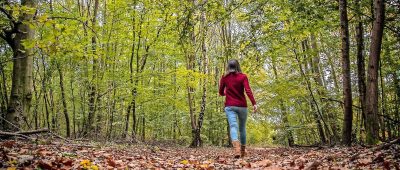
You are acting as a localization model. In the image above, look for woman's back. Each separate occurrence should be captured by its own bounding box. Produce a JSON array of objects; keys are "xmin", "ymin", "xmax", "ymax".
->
[{"xmin": 219, "ymin": 72, "xmax": 256, "ymax": 107}]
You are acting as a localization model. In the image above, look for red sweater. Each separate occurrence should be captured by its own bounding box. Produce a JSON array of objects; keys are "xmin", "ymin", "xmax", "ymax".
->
[{"xmin": 219, "ymin": 73, "xmax": 256, "ymax": 107}]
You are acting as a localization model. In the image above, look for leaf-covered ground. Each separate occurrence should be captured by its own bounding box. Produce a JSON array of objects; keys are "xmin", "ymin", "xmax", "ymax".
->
[{"xmin": 1, "ymin": 139, "xmax": 399, "ymax": 169}]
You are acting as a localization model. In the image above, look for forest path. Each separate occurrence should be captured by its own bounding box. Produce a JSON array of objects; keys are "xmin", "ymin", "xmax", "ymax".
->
[{"xmin": 0, "ymin": 139, "xmax": 399, "ymax": 169}]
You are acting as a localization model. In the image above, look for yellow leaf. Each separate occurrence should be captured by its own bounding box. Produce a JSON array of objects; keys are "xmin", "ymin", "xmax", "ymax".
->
[
  {"xmin": 199, "ymin": 164, "xmax": 208, "ymax": 168},
  {"xmin": 180, "ymin": 160, "xmax": 189, "ymax": 165},
  {"xmin": 6, "ymin": 160, "xmax": 17, "ymax": 165},
  {"xmin": 7, "ymin": 167, "xmax": 16, "ymax": 170},
  {"xmin": 80, "ymin": 159, "xmax": 92, "ymax": 166},
  {"xmin": 91, "ymin": 165, "xmax": 99, "ymax": 170}
]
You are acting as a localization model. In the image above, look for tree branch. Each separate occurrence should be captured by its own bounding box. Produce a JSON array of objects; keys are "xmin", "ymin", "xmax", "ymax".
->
[
  {"xmin": 347, "ymin": 5, "xmax": 400, "ymax": 37},
  {"xmin": 321, "ymin": 97, "xmax": 400, "ymax": 125},
  {"xmin": 0, "ymin": 131, "xmax": 30, "ymax": 139},
  {"xmin": 0, "ymin": 6, "xmax": 16, "ymax": 23}
]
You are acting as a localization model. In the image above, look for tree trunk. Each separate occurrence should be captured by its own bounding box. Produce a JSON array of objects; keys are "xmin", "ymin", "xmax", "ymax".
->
[
  {"xmin": 339, "ymin": 0, "xmax": 353, "ymax": 146},
  {"xmin": 182, "ymin": 0, "xmax": 198, "ymax": 147},
  {"xmin": 141, "ymin": 116, "xmax": 145, "ymax": 141},
  {"xmin": 365, "ymin": 0, "xmax": 385, "ymax": 145},
  {"xmin": 70, "ymin": 68, "xmax": 77, "ymax": 138},
  {"xmin": 394, "ymin": 71, "xmax": 400, "ymax": 138},
  {"xmin": 191, "ymin": 3, "xmax": 208, "ymax": 147},
  {"xmin": 310, "ymin": 34, "xmax": 327, "ymax": 144},
  {"xmin": 32, "ymin": 70, "xmax": 39, "ymax": 130},
  {"xmin": 379, "ymin": 60, "xmax": 386, "ymax": 141},
  {"xmin": 49, "ymin": 87, "xmax": 57, "ymax": 132},
  {"xmin": 3, "ymin": 0, "xmax": 36, "ymax": 131},
  {"xmin": 125, "ymin": 0, "xmax": 138, "ymax": 139},
  {"xmin": 299, "ymin": 40, "xmax": 332, "ymax": 144},
  {"xmin": 85, "ymin": 0, "xmax": 100, "ymax": 136},
  {"xmin": 0, "ymin": 61, "xmax": 9, "ymax": 129},
  {"xmin": 355, "ymin": 0, "xmax": 367, "ymax": 138},
  {"xmin": 272, "ymin": 58, "xmax": 295, "ymax": 146},
  {"xmin": 57, "ymin": 64, "xmax": 70, "ymax": 137},
  {"xmin": 293, "ymin": 47, "xmax": 332, "ymax": 144}
]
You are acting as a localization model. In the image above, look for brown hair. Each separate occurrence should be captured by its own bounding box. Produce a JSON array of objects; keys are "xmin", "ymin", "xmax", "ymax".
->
[{"xmin": 224, "ymin": 59, "xmax": 242, "ymax": 77}]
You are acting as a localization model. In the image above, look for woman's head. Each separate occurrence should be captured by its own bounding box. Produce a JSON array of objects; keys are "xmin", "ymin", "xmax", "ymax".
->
[{"xmin": 224, "ymin": 59, "xmax": 242, "ymax": 76}]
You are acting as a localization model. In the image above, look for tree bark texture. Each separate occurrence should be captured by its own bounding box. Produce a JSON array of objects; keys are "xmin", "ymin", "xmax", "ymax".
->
[
  {"xmin": 339, "ymin": 0, "xmax": 353, "ymax": 146},
  {"xmin": 4, "ymin": 0, "xmax": 36, "ymax": 131},
  {"xmin": 365, "ymin": 0, "xmax": 385, "ymax": 145}
]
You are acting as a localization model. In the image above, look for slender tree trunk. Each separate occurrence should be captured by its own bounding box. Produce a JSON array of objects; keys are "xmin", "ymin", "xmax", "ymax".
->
[
  {"xmin": 141, "ymin": 116, "xmax": 145, "ymax": 141},
  {"xmin": 191, "ymin": 2, "xmax": 208, "ymax": 147},
  {"xmin": 173, "ymin": 61, "xmax": 178, "ymax": 140},
  {"xmin": 49, "ymin": 87, "xmax": 57, "ymax": 132},
  {"xmin": 355, "ymin": 0, "xmax": 367, "ymax": 139},
  {"xmin": 32, "ymin": 70, "xmax": 39, "ymax": 130},
  {"xmin": 310, "ymin": 34, "xmax": 327, "ymax": 144},
  {"xmin": 365, "ymin": 0, "xmax": 385, "ymax": 145},
  {"xmin": 394, "ymin": 71, "xmax": 400, "ymax": 138},
  {"xmin": 221, "ymin": 0, "xmax": 233, "ymax": 146},
  {"xmin": 85, "ymin": 0, "xmax": 100, "ymax": 136},
  {"xmin": 0, "ymin": 59, "xmax": 9, "ymax": 129},
  {"xmin": 0, "ymin": 64, "xmax": 5, "ymax": 129},
  {"xmin": 300, "ymin": 40, "xmax": 332, "ymax": 143},
  {"xmin": 57, "ymin": 64, "xmax": 70, "ymax": 137},
  {"xmin": 70, "ymin": 69, "xmax": 77, "ymax": 138},
  {"xmin": 124, "ymin": 0, "xmax": 138, "ymax": 139},
  {"xmin": 108, "ymin": 82, "xmax": 116, "ymax": 139},
  {"xmin": 293, "ymin": 47, "xmax": 332, "ymax": 143},
  {"xmin": 379, "ymin": 60, "xmax": 386, "ymax": 141},
  {"xmin": 272, "ymin": 58, "xmax": 295, "ymax": 146},
  {"xmin": 339, "ymin": 0, "xmax": 353, "ymax": 146},
  {"xmin": 131, "ymin": 9, "xmax": 146, "ymax": 139},
  {"xmin": 182, "ymin": 0, "xmax": 198, "ymax": 147}
]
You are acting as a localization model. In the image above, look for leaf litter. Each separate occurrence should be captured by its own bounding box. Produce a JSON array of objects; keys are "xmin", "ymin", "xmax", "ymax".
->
[{"xmin": 0, "ymin": 139, "xmax": 399, "ymax": 169}]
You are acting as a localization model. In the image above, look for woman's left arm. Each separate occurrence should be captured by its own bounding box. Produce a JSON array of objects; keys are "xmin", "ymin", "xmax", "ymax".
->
[{"xmin": 219, "ymin": 76, "xmax": 225, "ymax": 96}]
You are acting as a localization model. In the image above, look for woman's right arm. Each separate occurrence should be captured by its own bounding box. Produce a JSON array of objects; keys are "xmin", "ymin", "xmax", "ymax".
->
[
  {"xmin": 244, "ymin": 76, "xmax": 256, "ymax": 104},
  {"xmin": 219, "ymin": 77, "xmax": 225, "ymax": 96},
  {"xmin": 244, "ymin": 75, "xmax": 257, "ymax": 112}
]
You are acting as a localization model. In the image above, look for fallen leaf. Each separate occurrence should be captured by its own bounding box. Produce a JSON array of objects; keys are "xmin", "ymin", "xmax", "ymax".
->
[
  {"xmin": 38, "ymin": 160, "xmax": 53, "ymax": 170},
  {"xmin": 216, "ymin": 157, "xmax": 226, "ymax": 164},
  {"xmin": 255, "ymin": 159, "xmax": 272, "ymax": 167},
  {"xmin": 106, "ymin": 158, "xmax": 117, "ymax": 167},
  {"xmin": 180, "ymin": 160, "xmax": 189, "ymax": 165},
  {"xmin": 304, "ymin": 160, "xmax": 321, "ymax": 170},
  {"xmin": 2, "ymin": 141, "xmax": 16, "ymax": 148},
  {"xmin": 358, "ymin": 158, "xmax": 372, "ymax": 166},
  {"xmin": 17, "ymin": 155, "xmax": 34, "ymax": 165}
]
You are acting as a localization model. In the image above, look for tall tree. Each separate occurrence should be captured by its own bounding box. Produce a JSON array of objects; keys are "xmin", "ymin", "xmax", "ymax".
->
[
  {"xmin": 84, "ymin": 0, "xmax": 100, "ymax": 136},
  {"xmin": 339, "ymin": 0, "xmax": 353, "ymax": 146},
  {"xmin": 365, "ymin": 0, "xmax": 385, "ymax": 145},
  {"xmin": 191, "ymin": 0, "xmax": 208, "ymax": 147},
  {"xmin": 57, "ymin": 63, "xmax": 70, "ymax": 137},
  {"xmin": 0, "ymin": 0, "xmax": 36, "ymax": 131},
  {"xmin": 309, "ymin": 34, "xmax": 327, "ymax": 144},
  {"xmin": 354, "ymin": 0, "xmax": 367, "ymax": 137},
  {"xmin": 272, "ymin": 57, "xmax": 295, "ymax": 146}
]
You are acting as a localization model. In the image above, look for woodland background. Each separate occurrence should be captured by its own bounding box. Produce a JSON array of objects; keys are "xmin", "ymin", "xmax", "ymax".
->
[{"xmin": 0, "ymin": 0, "xmax": 399, "ymax": 148}]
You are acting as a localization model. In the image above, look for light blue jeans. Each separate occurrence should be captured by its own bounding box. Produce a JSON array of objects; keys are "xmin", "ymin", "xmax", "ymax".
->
[{"xmin": 225, "ymin": 106, "xmax": 248, "ymax": 145}]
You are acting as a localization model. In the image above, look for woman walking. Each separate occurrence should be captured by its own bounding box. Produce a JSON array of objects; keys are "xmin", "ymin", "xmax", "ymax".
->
[{"xmin": 219, "ymin": 59, "xmax": 257, "ymax": 158}]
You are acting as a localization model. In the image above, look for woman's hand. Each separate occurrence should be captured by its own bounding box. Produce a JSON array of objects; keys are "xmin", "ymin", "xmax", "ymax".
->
[{"xmin": 253, "ymin": 104, "xmax": 258, "ymax": 113}]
